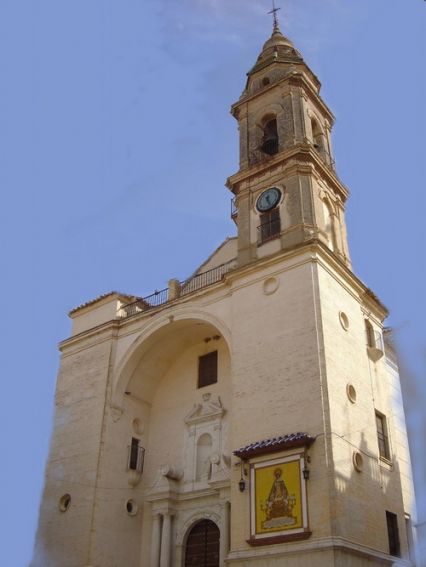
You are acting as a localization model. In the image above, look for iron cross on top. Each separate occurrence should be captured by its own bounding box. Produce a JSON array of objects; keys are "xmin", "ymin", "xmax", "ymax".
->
[{"xmin": 268, "ymin": 0, "xmax": 281, "ymax": 29}]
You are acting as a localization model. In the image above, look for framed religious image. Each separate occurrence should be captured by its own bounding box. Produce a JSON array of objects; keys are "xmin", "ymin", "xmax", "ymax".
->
[{"xmin": 248, "ymin": 453, "xmax": 310, "ymax": 545}]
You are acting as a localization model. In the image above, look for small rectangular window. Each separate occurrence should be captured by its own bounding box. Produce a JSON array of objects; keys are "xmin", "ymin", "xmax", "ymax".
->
[
  {"xmin": 386, "ymin": 511, "xmax": 401, "ymax": 557},
  {"xmin": 375, "ymin": 411, "xmax": 391, "ymax": 460},
  {"xmin": 259, "ymin": 209, "xmax": 281, "ymax": 243},
  {"xmin": 198, "ymin": 351, "xmax": 218, "ymax": 388},
  {"xmin": 128, "ymin": 437, "xmax": 145, "ymax": 472}
]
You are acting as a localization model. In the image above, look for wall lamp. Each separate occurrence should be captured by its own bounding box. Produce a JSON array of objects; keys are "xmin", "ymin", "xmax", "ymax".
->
[
  {"xmin": 303, "ymin": 455, "xmax": 311, "ymax": 480},
  {"xmin": 238, "ymin": 460, "xmax": 247, "ymax": 492}
]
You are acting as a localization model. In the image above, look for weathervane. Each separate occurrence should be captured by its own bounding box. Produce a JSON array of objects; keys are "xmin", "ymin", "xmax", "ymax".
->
[{"xmin": 268, "ymin": 0, "xmax": 281, "ymax": 31}]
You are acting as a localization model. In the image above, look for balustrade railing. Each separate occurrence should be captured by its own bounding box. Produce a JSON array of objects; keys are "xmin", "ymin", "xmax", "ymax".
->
[
  {"xmin": 120, "ymin": 288, "xmax": 168, "ymax": 318},
  {"xmin": 119, "ymin": 259, "xmax": 236, "ymax": 319},
  {"xmin": 180, "ymin": 261, "xmax": 235, "ymax": 296}
]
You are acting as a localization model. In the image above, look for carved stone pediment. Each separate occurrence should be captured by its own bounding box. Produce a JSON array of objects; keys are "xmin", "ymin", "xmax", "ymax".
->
[{"xmin": 184, "ymin": 393, "xmax": 225, "ymax": 425}]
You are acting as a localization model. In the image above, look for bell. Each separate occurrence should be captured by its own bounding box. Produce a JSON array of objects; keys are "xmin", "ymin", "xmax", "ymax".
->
[{"xmin": 261, "ymin": 133, "xmax": 279, "ymax": 155}]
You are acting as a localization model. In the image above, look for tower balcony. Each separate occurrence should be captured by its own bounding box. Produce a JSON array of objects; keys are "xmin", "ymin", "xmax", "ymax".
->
[
  {"xmin": 366, "ymin": 328, "xmax": 385, "ymax": 362},
  {"xmin": 257, "ymin": 213, "xmax": 281, "ymax": 245},
  {"xmin": 308, "ymin": 139, "xmax": 335, "ymax": 171},
  {"xmin": 246, "ymin": 140, "xmax": 335, "ymax": 175}
]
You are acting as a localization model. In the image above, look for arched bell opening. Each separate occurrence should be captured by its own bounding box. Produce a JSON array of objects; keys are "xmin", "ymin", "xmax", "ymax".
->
[
  {"xmin": 311, "ymin": 117, "xmax": 328, "ymax": 157},
  {"xmin": 184, "ymin": 519, "xmax": 220, "ymax": 567},
  {"xmin": 260, "ymin": 116, "xmax": 279, "ymax": 156}
]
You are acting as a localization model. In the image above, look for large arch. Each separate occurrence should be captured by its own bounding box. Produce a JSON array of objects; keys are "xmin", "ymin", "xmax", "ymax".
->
[{"xmin": 112, "ymin": 307, "xmax": 232, "ymax": 409}]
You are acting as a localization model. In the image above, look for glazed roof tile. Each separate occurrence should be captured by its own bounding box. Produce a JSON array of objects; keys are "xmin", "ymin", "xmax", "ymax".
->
[{"xmin": 233, "ymin": 432, "xmax": 315, "ymax": 459}]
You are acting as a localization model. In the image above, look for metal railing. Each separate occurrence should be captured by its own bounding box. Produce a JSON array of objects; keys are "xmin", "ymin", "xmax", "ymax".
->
[
  {"xmin": 231, "ymin": 197, "xmax": 238, "ymax": 219},
  {"xmin": 257, "ymin": 218, "xmax": 281, "ymax": 245},
  {"xmin": 127, "ymin": 443, "xmax": 145, "ymax": 473},
  {"xmin": 119, "ymin": 259, "xmax": 236, "ymax": 319},
  {"xmin": 366, "ymin": 329, "xmax": 384, "ymax": 352},
  {"xmin": 311, "ymin": 142, "xmax": 336, "ymax": 171},
  {"xmin": 181, "ymin": 261, "xmax": 235, "ymax": 296},
  {"xmin": 120, "ymin": 288, "xmax": 168, "ymax": 318}
]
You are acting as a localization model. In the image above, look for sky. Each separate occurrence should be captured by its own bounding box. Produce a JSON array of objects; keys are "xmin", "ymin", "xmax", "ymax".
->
[{"xmin": 0, "ymin": 1, "xmax": 424, "ymax": 565}]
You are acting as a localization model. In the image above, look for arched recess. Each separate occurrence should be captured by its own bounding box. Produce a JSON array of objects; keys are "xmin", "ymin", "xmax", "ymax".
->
[
  {"xmin": 322, "ymin": 198, "xmax": 336, "ymax": 252},
  {"xmin": 112, "ymin": 309, "xmax": 232, "ymax": 410}
]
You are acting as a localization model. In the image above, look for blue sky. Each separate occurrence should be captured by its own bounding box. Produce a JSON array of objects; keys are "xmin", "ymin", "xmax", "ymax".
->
[{"xmin": 0, "ymin": 1, "xmax": 424, "ymax": 565}]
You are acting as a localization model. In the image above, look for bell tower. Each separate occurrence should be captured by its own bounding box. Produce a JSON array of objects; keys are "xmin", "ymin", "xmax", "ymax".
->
[{"xmin": 227, "ymin": 21, "xmax": 351, "ymax": 268}]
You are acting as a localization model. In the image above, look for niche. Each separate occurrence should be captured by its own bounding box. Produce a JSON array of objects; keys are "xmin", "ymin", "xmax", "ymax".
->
[{"xmin": 196, "ymin": 433, "xmax": 213, "ymax": 481}]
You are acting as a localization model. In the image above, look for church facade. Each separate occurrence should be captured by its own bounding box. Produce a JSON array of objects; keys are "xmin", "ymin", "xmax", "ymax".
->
[{"xmin": 32, "ymin": 22, "xmax": 416, "ymax": 567}]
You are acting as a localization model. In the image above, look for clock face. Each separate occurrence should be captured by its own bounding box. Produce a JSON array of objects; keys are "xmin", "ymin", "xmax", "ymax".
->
[{"xmin": 256, "ymin": 187, "xmax": 281, "ymax": 212}]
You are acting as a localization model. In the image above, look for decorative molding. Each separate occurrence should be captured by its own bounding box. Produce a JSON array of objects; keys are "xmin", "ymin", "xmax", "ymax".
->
[
  {"xmin": 110, "ymin": 406, "xmax": 123, "ymax": 423},
  {"xmin": 160, "ymin": 465, "xmax": 183, "ymax": 481},
  {"xmin": 247, "ymin": 530, "xmax": 312, "ymax": 546},
  {"xmin": 176, "ymin": 509, "xmax": 222, "ymax": 546},
  {"xmin": 184, "ymin": 394, "xmax": 225, "ymax": 425},
  {"xmin": 127, "ymin": 469, "xmax": 142, "ymax": 488}
]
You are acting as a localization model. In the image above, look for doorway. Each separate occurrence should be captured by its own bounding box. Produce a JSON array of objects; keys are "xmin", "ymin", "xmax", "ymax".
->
[{"xmin": 184, "ymin": 519, "xmax": 220, "ymax": 567}]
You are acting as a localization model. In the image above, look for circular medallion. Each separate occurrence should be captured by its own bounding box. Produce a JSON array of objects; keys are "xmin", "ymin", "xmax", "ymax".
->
[
  {"xmin": 256, "ymin": 187, "xmax": 281, "ymax": 212},
  {"xmin": 346, "ymin": 383, "xmax": 357, "ymax": 403},
  {"xmin": 263, "ymin": 277, "xmax": 279, "ymax": 295},
  {"xmin": 339, "ymin": 311, "xmax": 350, "ymax": 331}
]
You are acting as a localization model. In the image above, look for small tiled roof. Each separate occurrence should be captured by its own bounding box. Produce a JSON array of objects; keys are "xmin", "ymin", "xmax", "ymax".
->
[
  {"xmin": 233, "ymin": 432, "xmax": 315, "ymax": 459},
  {"xmin": 69, "ymin": 291, "xmax": 138, "ymax": 316}
]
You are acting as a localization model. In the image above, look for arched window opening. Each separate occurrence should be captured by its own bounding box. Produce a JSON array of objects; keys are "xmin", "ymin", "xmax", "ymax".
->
[
  {"xmin": 322, "ymin": 200, "xmax": 335, "ymax": 251},
  {"xmin": 311, "ymin": 118, "xmax": 325, "ymax": 153},
  {"xmin": 262, "ymin": 76, "xmax": 270, "ymax": 86},
  {"xmin": 261, "ymin": 118, "xmax": 279, "ymax": 155},
  {"xmin": 185, "ymin": 519, "xmax": 220, "ymax": 567},
  {"xmin": 196, "ymin": 433, "xmax": 213, "ymax": 481}
]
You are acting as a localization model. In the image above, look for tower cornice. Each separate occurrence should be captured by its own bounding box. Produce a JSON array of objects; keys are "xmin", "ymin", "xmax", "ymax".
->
[
  {"xmin": 226, "ymin": 143, "xmax": 349, "ymax": 202},
  {"xmin": 231, "ymin": 71, "xmax": 331, "ymax": 122}
]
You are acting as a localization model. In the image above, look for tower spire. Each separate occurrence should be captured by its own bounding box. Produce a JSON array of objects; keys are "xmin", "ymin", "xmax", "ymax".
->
[{"xmin": 268, "ymin": 0, "xmax": 281, "ymax": 32}]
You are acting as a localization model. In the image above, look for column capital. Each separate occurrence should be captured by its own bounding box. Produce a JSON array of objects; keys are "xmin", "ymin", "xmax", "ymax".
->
[{"xmin": 162, "ymin": 510, "xmax": 175, "ymax": 519}]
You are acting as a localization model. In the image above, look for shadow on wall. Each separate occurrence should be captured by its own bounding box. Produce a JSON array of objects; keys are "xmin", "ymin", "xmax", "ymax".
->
[{"xmin": 333, "ymin": 431, "xmax": 413, "ymax": 563}]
